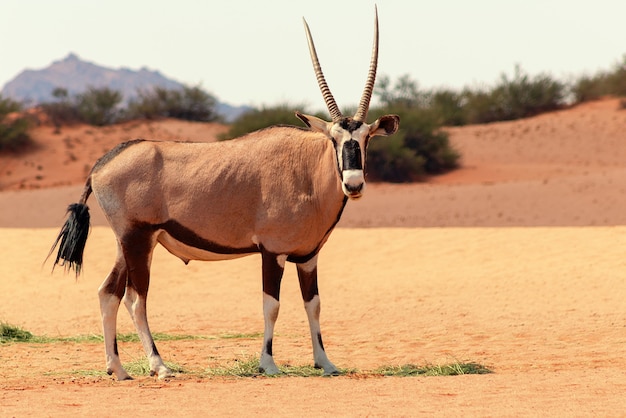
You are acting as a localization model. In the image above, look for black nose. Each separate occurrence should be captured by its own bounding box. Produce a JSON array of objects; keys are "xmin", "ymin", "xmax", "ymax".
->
[{"xmin": 344, "ymin": 182, "xmax": 363, "ymax": 194}]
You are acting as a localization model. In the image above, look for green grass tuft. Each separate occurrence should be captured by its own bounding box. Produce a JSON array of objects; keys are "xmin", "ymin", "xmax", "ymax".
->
[
  {"xmin": 122, "ymin": 358, "xmax": 187, "ymax": 376},
  {"xmin": 205, "ymin": 356, "xmax": 263, "ymax": 377},
  {"xmin": 0, "ymin": 323, "xmax": 264, "ymax": 345},
  {"xmin": 0, "ymin": 322, "xmax": 34, "ymax": 343},
  {"xmin": 204, "ymin": 355, "xmax": 355, "ymax": 378},
  {"xmin": 375, "ymin": 362, "xmax": 491, "ymax": 377},
  {"xmin": 2, "ymin": 321, "xmax": 491, "ymax": 378}
]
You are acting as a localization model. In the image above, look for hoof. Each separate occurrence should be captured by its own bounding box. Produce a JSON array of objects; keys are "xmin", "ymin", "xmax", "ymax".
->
[
  {"xmin": 315, "ymin": 362, "xmax": 340, "ymax": 376},
  {"xmin": 108, "ymin": 368, "xmax": 133, "ymax": 381},
  {"xmin": 259, "ymin": 366, "xmax": 282, "ymax": 376},
  {"xmin": 155, "ymin": 368, "xmax": 175, "ymax": 380}
]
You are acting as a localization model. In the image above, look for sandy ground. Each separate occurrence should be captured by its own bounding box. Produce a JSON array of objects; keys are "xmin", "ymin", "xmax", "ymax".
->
[{"xmin": 1, "ymin": 98, "xmax": 626, "ymax": 416}]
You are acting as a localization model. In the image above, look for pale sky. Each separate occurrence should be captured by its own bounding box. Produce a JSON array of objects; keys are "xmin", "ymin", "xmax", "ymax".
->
[{"xmin": 1, "ymin": 0, "xmax": 624, "ymax": 111}]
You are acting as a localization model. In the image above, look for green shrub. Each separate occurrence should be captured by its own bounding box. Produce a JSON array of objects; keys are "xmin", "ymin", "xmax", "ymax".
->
[
  {"xmin": 219, "ymin": 103, "xmax": 313, "ymax": 140},
  {"xmin": 429, "ymin": 89, "xmax": 466, "ymax": 126},
  {"xmin": 368, "ymin": 105, "xmax": 460, "ymax": 181},
  {"xmin": 603, "ymin": 56, "xmax": 626, "ymax": 97},
  {"xmin": 74, "ymin": 87, "xmax": 124, "ymax": 126},
  {"xmin": 461, "ymin": 89, "xmax": 502, "ymax": 124},
  {"xmin": 0, "ymin": 322, "xmax": 34, "ymax": 342},
  {"xmin": 571, "ymin": 55, "xmax": 626, "ymax": 103},
  {"xmin": 571, "ymin": 74, "xmax": 608, "ymax": 103},
  {"xmin": 0, "ymin": 96, "xmax": 31, "ymax": 151},
  {"xmin": 40, "ymin": 87, "xmax": 81, "ymax": 127},
  {"xmin": 366, "ymin": 133, "xmax": 426, "ymax": 182},
  {"xmin": 127, "ymin": 86, "xmax": 219, "ymax": 122},
  {"xmin": 462, "ymin": 65, "xmax": 565, "ymax": 124}
]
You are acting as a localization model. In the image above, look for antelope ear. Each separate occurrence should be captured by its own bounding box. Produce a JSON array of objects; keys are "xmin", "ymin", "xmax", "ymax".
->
[
  {"xmin": 295, "ymin": 111, "xmax": 331, "ymax": 134},
  {"xmin": 369, "ymin": 114, "xmax": 400, "ymax": 137}
]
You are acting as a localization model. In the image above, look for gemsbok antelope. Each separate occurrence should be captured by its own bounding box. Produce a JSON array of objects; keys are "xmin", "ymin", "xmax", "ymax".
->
[{"xmin": 49, "ymin": 8, "xmax": 399, "ymax": 379}]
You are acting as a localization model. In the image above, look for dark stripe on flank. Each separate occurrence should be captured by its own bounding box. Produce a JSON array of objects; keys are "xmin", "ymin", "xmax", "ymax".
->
[
  {"xmin": 134, "ymin": 199, "xmax": 350, "ymax": 264},
  {"xmin": 149, "ymin": 220, "xmax": 258, "ymax": 256}
]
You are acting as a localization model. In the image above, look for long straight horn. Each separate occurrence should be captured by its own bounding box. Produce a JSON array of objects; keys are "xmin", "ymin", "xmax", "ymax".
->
[
  {"xmin": 303, "ymin": 18, "xmax": 343, "ymax": 122},
  {"xmin": 353, "ymin": 6, "xmax": 379, "ymax": 122}
]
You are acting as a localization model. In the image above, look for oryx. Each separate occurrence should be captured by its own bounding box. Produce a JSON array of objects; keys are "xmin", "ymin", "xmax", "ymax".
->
[{"xmin": 49, "ymin": 8, "xmax": 399, "ymax": 379}]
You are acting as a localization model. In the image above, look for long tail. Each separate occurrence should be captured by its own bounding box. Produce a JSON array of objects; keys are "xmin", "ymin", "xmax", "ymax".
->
[{"xmin": 47, "ymin": 179, "xmax": 92, "ymax": 276}]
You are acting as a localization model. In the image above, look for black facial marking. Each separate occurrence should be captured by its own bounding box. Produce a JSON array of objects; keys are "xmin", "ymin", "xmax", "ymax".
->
[
  {"xmin": 342, "ymin": 139, "xmax": 363, "ymax": 171},
  {"xmin": 340, "ymin": 118, "xmax": 363, "ymax": 132}
]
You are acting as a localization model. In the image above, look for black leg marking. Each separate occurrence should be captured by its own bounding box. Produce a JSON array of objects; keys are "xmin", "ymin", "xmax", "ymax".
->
[
  {"xmin": 151, "ymin": 341, "xmax": 160, "ymax": 357},
  {"xmin": 317, "ymin": 332, "xmax": 325, "ymax": 352},
  {"xmin": 297, "ymin": 265, "xmax": 319, "ymax": 303},
  {"xmin": 261, "ymin": 250, "xmax": 284, "ymax": 301},
  {"xmin": 114, "ymin": 337, "xmax": 119, "ymax": 356},
  {"xmin": 265, "ymin": 339, "xmax": 273, "ymax": 356}
]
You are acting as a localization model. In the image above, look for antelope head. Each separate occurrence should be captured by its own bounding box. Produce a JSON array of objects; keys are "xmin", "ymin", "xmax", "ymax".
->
[{"xmin": 296, "ymin": 7, "xmax": 400, "ymax": 199}]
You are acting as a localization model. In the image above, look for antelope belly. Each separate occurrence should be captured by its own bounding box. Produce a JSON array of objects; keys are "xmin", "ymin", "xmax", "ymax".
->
[{"xmin": 157, "ymin": 231, "xmax": 256, "ymax": 262}]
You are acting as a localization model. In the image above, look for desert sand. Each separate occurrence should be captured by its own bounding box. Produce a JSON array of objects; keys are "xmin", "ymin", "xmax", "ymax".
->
[{"xmin": 1, "ymin": 98, "xmax": 625, "ymax": 416}]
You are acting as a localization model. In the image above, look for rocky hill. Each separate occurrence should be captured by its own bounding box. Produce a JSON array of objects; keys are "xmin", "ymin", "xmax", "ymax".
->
[{"xmin": 1, "ymin": 53, "xmax": 249, "ymax": 121}]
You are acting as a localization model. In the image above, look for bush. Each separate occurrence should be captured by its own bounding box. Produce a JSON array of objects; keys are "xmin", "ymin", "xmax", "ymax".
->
[
  {"xmin": 571, "ymin": 55, "xmax": 626, "ymax": 103},
  {"xmin": 463, "ymin": 65, "xmax": 565, "ymax": 124},
  {"xmin": 0, "ymin": 96, "xmax": 31, "ymax": 151},
  {"xmin": 571, "ymin": 74, "xmax": 607, "ymax": 103},
  {"xmin": 366, "ymin": 133, "xmax": 426, "ymax": 182},
  {"xmin": 429, "ymin": 89, "xmax": 466, "ymax": 126},
  {"xmin": 219, "ymin": 103, "xmax": 314, "ymax": 140},
  {"xmin": 368, "ymin": 105, "xmax": 460, "ymax": 181},
  {"xmin": 40, "ymin": 87, "xmax": 81, "ymax": 127},
  {"xmin": 74, "ymin": 87, "xmax": 124, "ymax": 126},
  {"xmin": 605, "ymin": 58, "xmax": 626, "ymax": 96},
  {"xmin": 371, "ymin": 76, "xmax": 460, "ymax": 180},
  {"xmin": 128, "ymin": 86, "xmax": 219, "ymax": 122},
  {"xmin": 41, "ymin": 85, "xmax": 220, "ymax": 126}
]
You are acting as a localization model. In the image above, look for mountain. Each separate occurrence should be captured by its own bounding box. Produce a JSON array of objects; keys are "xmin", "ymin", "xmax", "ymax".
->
[{"xmin": 1, "ymin": 53, "xmax": 250, "ymax": 122}]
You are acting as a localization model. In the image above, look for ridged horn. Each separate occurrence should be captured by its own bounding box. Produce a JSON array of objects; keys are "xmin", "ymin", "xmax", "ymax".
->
[
  {"xmin": 353, "ymin": 6, "xmax": 379, "ymax": 122},
  {"xmin": 303, "ymin": 18, "xmax": 343, "ymax": 122}
]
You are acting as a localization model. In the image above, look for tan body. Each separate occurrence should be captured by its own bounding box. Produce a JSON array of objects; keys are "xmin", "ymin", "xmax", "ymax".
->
[{"xmin": 92, "ymin": 128, "xmax": 346, "ymax": 264}]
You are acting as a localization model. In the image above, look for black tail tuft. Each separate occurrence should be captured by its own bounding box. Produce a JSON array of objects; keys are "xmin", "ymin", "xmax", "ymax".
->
[{"xmin": 48, "ymin": 203, "xmax": 91, "ymax": 276}]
